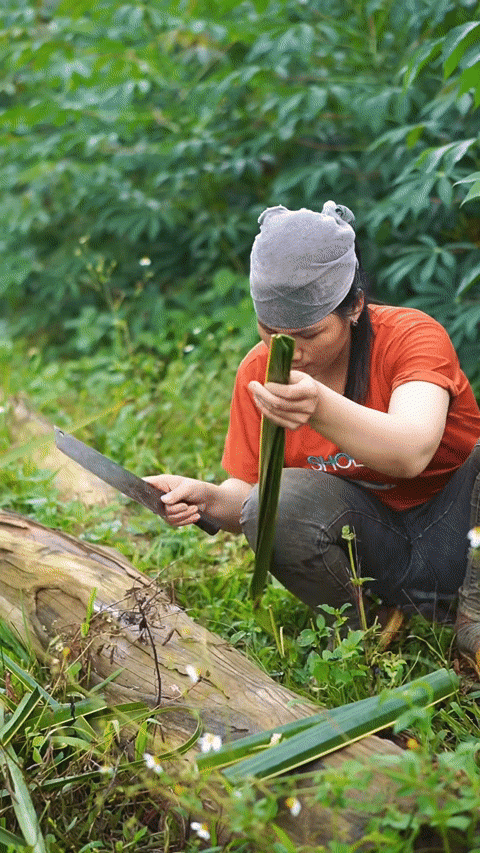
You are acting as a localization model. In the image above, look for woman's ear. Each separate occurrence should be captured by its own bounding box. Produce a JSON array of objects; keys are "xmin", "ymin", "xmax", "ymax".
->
[{"xmin": 350, "ymin": 289, "xmax": 364, "ymax": 324}]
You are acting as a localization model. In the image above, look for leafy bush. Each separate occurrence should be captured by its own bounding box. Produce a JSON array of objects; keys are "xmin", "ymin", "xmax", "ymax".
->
[
  {"xmin": 2, "ymin": 289, "xmax": 480, "ymax": 852},
  {"xmin": 0, "ymin": 0, "xmax": 479, "ymax": 383}
]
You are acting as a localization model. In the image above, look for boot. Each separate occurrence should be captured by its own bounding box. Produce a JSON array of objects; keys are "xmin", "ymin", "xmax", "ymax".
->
[
  {"xmin": 455, "ymin": 459, "xmax": 480, "ymax": 674},
  {"xmin": 455, "ymin": 528, "xmax": 480, "ymax": 675},
  {"xmin": 375, "ymin": 605, "xmax": 405, "ymax": 651}
]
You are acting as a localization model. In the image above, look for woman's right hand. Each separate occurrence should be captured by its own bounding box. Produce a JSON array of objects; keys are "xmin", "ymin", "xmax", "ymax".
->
[{"xmin": 143, "ymin": 474, "xmax": 212, "ymax": 527}]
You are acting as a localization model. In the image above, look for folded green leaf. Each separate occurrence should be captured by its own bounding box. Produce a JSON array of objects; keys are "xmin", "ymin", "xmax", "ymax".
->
[
  {"xmin": 250, "ymin": 334, "xmax": 295, "ymax": 605},
  {"xmin": 0, "ymin": 825, "xmax": 27, "ymax": 848},
  {"xmin": 1, "ymin": 653, "xmax": 60, "ymax": 709},
  {"xmin": 0, "ymin": 708, "xmax": 47, "ymax": 853},
  {"xmin": 220, "ymin": 668, "xmax": 458, "ymax": 782},
  {"xmin": 197, "ymin": 712, "xmax": 323, "ymax": 772},
  {"xmin": 0, "ymin": 688, "xmax": 42, "ymax": 746}
]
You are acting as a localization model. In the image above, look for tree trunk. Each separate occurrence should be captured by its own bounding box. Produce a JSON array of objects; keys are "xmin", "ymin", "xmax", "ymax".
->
[
  {"xmin": 0, "ymin": 509, "xmax": 320, "ymax": 733},
  {"xmin": 0, "ymin": 509, "xmax": 407, "ymax": 847}
]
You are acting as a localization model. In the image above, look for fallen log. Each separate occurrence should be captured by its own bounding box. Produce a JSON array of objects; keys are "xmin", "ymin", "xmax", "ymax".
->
[
  {"xmin": 0, "ymin": 510, "xmax": 319, "ymax": 738},
  {"xmin": 0, "ymin": 509, "xmax": 406, "ymax": 847}
]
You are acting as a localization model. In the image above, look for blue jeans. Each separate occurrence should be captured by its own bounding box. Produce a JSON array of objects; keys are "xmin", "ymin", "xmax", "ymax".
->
[{"xmin": 241, "ymin": 440, "xmax": 480, "ymax": 622}]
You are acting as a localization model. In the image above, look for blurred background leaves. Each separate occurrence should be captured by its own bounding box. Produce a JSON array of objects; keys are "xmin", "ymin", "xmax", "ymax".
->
[{"xmin": 0, "ymin": 0, "xmax": 479, "ymax": 384}]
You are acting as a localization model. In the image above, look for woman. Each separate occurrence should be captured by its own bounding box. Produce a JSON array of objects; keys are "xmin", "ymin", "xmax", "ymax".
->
[{"xmin": 147, "ymin": 202, "xmax": 480, "ymax": 657}]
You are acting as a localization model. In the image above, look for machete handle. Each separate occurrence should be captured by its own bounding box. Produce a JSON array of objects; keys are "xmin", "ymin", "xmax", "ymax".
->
[{"xmin": 195, "ymin": 515, "xmax": 221, "ymax": 535}]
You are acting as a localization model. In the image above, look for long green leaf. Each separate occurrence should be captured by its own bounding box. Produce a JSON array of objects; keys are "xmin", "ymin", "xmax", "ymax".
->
[
  {"xmin": 0, "ymin": 824, "xmax": 27, "ymax": 848},
  {"xmin": 24, "ymin": 696, "xmax": 110, "ymax": 733},
  {"xmin": 0, "ymin": 688, "xmax": 42, "ymax": 747},
  {"xmin": 1, "ymin": 751, "xmax": 47, "ymax": 853},
  {"xmin": 1, "ymin": 653, "xmax": 60, "ymax": 709},
  {"xmin": 0, "ymin": 708, "xmax": 47, "ymax": 853},
  {"xmin": 198, "ymin": 667, "xmax": 456, "ymax": 774},
  {"xmin": 250, "ymin": 334, "xmax": 295, "ymax": 605},
  {"xmin": 221, "ymin": 669, "xmax": 458, "ymax": 782},
  {"xmin": 197, "ymin": 713, "xmax": 324, "ymax": 772}
]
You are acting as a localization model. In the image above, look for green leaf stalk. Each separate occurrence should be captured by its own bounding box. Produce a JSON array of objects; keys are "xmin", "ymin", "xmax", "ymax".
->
[{"xmin": 250, "ymin": 334, "xmax": 295, "ymax": 607}]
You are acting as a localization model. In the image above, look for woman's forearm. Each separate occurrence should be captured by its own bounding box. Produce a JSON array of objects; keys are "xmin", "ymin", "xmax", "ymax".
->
[
  {"xmin": 250, "ymin": 372, "xmax": 450, "ymax": 479},
  {"xmin": 310, "ymin": 382, "xmax": 447, "ymax": 478},
  {"xmin": 204, "ymin": 478, "xmax": 254, "ymax": 534}
]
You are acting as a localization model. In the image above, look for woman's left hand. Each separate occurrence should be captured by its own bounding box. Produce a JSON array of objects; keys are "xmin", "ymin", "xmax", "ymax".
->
[{"xmin": 248, "ymin": 370, "xmax": 320, "ymax": 430}]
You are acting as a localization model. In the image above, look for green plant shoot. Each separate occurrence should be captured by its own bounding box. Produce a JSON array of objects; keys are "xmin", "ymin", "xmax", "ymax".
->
[
  {"xmin": 81, "ymin": 587, "xmax": 97, "ymax": 638},
  {"xmin": 250, "ymin": 334, "xmax": 295, "ymax": 606},
  {"xmin": 342, "ymin": 524, "xmax": 369, "ymax": 633}
]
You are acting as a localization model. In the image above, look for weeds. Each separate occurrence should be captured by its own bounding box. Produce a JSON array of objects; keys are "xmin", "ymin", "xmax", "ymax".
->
[{"xmin": 1, "ymin": 336, "xmax": 480, "ymax": 851}]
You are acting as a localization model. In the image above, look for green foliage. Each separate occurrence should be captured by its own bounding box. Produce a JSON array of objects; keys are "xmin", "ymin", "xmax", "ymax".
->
[
  {"xmin": 1, "ymin": 3, "xmax": 480, "ymax": 847},
  {"xmin": 0, "ymin": 0, "xmax": 479, "ymax": 384},
  {"xmin": 2, "ymin": 337, "xmax": 480, "ymax": 851},
  {"xmin": 0, "ymin": 636, "xmax": 198, "ymax": 852}
]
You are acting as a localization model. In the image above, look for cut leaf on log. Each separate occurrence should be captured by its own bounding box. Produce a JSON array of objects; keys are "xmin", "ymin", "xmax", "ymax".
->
[
  {"xmin": 0, "ymin": 510, "xmax": 405, "ymax": 757},
  {"xmin": 215, "ymin": 668, "xmax": 459, "ymax": 781}
]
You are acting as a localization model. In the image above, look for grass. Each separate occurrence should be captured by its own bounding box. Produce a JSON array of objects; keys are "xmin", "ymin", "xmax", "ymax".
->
[{"xmin": 1, "ymin": 331, "xmax": 480, "ymax": 851}]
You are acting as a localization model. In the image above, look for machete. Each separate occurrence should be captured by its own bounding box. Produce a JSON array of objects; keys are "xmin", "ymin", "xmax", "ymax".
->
[{"xmin": 53, "ymin": 427, "xmax": 220, "ymax": 536}]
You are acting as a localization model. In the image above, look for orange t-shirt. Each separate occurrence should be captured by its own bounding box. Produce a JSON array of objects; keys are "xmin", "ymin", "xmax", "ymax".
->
[{"xmin": 221, "ymin": 305, "xmax": 480, "ymax": 511}]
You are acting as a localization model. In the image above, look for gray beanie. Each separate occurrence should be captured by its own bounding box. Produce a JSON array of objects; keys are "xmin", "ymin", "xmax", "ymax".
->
[{"xmin": 250, "ymin": 200, "xmax": 358, "ymax": 330}]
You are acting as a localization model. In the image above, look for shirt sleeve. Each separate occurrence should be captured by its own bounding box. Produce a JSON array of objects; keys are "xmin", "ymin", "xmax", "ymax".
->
[
  {"xmin": 383, "ymin": 314, "xmax": 463, "ymax": 397},
  {"xmin": 221, "ymin": 348, "xmax": 266, "ymax": 482}
]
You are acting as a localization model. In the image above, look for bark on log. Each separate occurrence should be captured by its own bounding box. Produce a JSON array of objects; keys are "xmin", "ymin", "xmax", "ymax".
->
[
  {"xmin": 0, "ymin": 510, "xmax": 321, "ymax": 736},
  {"xmin": 0, "ymin": 510, "xmax": 407, "ymax": 847}
]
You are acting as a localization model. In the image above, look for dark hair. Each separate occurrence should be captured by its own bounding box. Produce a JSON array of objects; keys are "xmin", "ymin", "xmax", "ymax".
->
[{"xmin": 333, "ymin": 244, "xmax": 373, "ymax": 404}]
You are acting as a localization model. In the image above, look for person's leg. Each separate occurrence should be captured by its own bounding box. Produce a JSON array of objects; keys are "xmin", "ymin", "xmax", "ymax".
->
[
  {"xmin": 240, "ymin": 441, "xmax": 480, "ymax": 635},
  {"xmin": 392, "ymin": 440, "xmax": 480, "ymax": 623},
  {"xmin": 240, "ymin": 468, "xmax": 411, "ymax": 624},
  {"xmin": 455, "ymin": 442, "xmax": 480, "ymax": 670}
]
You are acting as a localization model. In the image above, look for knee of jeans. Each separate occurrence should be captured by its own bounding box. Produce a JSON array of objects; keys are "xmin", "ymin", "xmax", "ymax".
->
[
  {"xmin": 473, "ymin": 439, "xmax": 480, "ymax": 464},
  {"xmin": 240, "ymin": 469, "xmax": 317, "ymax": 555},
  {"xmin": 240, "ymin": 484, "xmax": 259, "ymax": 550}
]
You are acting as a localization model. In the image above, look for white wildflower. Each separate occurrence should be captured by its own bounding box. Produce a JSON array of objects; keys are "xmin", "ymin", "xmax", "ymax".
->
[
  {"xmin": 191, "ymin": 821, "xmax": 210, "ymax": 841},
  {"xmin": 468, "ymin": 527, "xmax": 480, "ymax": 549},
  {"xmin": 185, "ymin": 664, "xmax": 200, "ymax": 684},
  {"xmin": 143, "ymin": 752, "xmax": 163, "ymax": 774},
  {"xmin": 199, "ymin": 732, "xmax": 222, "ymax": 753},
  {"xmin": 139, "ymin": 256, "xmax": 151, "ymax": 266},
  {"xmin": 285, "ymin": 796, "xmax": 302, "ymax": 817},
  {"xmin": 269, "ymin": 732, "xmax": 282, "ymax": 746}
]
